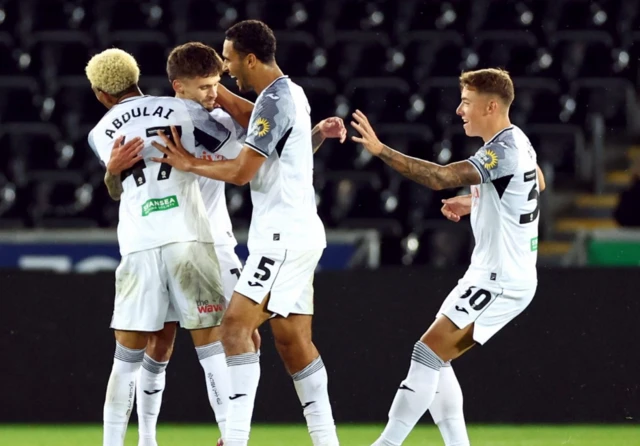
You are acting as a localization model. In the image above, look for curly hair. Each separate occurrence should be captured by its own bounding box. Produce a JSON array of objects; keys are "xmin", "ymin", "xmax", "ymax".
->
[
  {"xmin": 225, "ymin": 20, "xmax": 276, "ymax": 63},
  {"xmin": 167, "ymin": 42, "xmax": 223, "ymax": 81},
  {"xmin": 459, "ymin": 68, "xmax": 514, "ymax": 106},
  {"xmin": 85, "ymin": 48, "xmax": 140, "ymax": 96}
]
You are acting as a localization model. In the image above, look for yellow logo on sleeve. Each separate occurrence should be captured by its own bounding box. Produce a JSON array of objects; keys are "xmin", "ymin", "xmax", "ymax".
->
[
  {"xmin": 256, "ymin": 117, "xmax": 270, "ymax": 137},
  {"xmin": 483, "ymin": 149, "xmax": 498, "ymax": 170}
]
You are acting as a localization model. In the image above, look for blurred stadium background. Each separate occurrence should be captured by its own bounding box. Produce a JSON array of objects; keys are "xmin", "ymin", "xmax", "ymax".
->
[{"xmin": 2, "ymin": 0, "xmax": 640, "ymax": 445}]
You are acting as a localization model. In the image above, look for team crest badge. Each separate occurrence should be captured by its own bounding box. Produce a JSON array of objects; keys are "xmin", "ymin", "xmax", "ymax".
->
[{"xmin": 255, "ymin": 117, "xmax": 270, "ymax": 137}]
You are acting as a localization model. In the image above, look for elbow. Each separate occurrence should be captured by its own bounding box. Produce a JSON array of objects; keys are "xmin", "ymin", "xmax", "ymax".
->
[
  {"xmin": 231, "ymin": 177, "xmax": 250, "ymax": 186},
  {"xmin": 230, "ymin": 171, "xmax": 252, "ymax": 186}
]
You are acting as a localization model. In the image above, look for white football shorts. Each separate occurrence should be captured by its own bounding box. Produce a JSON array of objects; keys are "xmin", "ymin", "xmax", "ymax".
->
[
  {"xmin": 110, "ymin": 241, "xmax": 225, "ymax": 332},
  {"xmin": 215, "ymin": 244, "xmax": 244, "ymax": 305},
  {"xmin": 234, "ymin": 248, "xmax": 323, "ymax": 317},
  {"xmin": 438, "ymin": 278, "xmax": 536, "ymax": 345},
  {"xmin": 166, "ymin": 244, "xmax": 243, "ymax": 323}
]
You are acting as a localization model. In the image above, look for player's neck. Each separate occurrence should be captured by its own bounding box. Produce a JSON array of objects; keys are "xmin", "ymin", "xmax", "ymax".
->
[
  {"xmin": 116, "ymin": 88, "xmax": 143, "ymax": 104},
  {"xmin": 481, "ymin": 116, "xmax": 512, "ymax": 143},
  {"xmin": 252, "ymin": 63, "xmax": 285, "ymax": 96}
]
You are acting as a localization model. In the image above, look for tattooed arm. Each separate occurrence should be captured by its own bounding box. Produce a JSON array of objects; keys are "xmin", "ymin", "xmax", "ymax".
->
[
  {"xmin": 102, "ymin": 136, "xmax": 144, "ymax": 201},
  {"xmin": 104, "ymin": 171, "xmax": 124, "ymax": 201},
  {"xmin": 378, "ymin": 145, "xmax": 481, "ymax": 190},
  {"xmin": 351, "ymin": 110, "xmax": 481, "ymax": 190}
]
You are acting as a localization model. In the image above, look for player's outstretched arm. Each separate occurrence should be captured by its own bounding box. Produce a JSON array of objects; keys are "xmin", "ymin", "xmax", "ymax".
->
[
  {"xmin": 215, "ymin": 85, "xmax": 254, "ymax": 129},
  {"xmin": 350, "ymin": 110, "xmax": 481, "ymax": 190},
  {"xmin": 151, "ymin": 126, "xmax": 265, "ymax": 186},
  {"xmin": 104, "ymin": 136, "xmax": 144, "ymax": 201},
  {"xmin": 312, "ymin": 117, "xmax": 347, "ymax": 153}
]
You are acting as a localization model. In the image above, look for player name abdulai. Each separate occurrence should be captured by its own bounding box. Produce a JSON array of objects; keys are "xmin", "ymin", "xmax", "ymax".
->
[{"xmin": 104, "ymin": 105, "xmax": 175, "ymax": 139}]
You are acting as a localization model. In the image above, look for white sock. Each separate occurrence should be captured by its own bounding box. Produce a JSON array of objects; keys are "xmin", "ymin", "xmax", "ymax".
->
[
  {"xmin": 429, "ymin": 363, "xmax": 469, "ymax": 446},
  {"xmin": 136, "ymin": 355, "xmax": 169, "ymax": 446},
  {"xmin": 372, "ymin": 341, "xmax": 444, "ymax": 446},
  {"xmin": 104, "ymin": 342, "xmax": 145, "ymax": 446},
  {"xmin": 196, "ymin": 341, "xmax": 230, "ymax": 437},
  {"xmin": 292, "ymin": 356, "xmax": 339, "ymax": 446},
  {"xmin": 223, "ymin": 352, "xmax": 261, "ymax": 446}
]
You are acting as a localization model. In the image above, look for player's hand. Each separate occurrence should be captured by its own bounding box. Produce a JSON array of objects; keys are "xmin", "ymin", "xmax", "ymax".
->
[
  {"xmin": 350, "ymin": 110, "xmax": 384, "ymax": 156},
  {"xmin": 318, "ymin": 117, "xmax": 347, "ymax": 143},
  {"xmin": 150, "ymin": 126, "xmax": 196, "ymax": 172},
  {"xmin": 106, "ymin": 136, "xmax": 144, "ymax": 176},
  {"xmin": 441, "ymin": 195, "xmax": 472, "ymax": 222}
]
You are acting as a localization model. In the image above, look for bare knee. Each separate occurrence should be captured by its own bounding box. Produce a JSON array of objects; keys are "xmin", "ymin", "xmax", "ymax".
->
[
  {"xmin": 221, "ymin": 312, "xmax": 256, "ymax": 355},
  {"xmin": 274, "ymin": 333, "xmax": 312, "ymax": 358},
  {"xmin": 146, "ymin": 336, "xmax": 174, "ymax": 362},
  {"xmin": 421, "ymin": 317, "xmax": 475, "ymax": 363},
  {"xmin": 145, "ymin": 323, "xmax": 177, "ymax": 362},
  {"xmin": 273, "ymin": 333, "xmax": 318, "ymax": 374},
  {"xmin": 115, "ymin": 330, "xmax": 149, "ymax": 350}
]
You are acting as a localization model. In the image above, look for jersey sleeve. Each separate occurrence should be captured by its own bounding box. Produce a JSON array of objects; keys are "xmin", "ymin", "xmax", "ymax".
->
[
  {"xmin": 244, "ymin": 94, "xmax": 292, "ymax": 157},
  {"xmin": 467, "ymin": 142, "xmax": 518, "ymax": 183},
  {"xmin": 182, "ymin": 99, "xmax": 230, "ymax": 154}
]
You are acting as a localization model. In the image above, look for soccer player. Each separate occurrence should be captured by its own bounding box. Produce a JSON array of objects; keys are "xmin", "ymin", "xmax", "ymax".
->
[
  {"xmin": 85, "ymin": 48, "xmax": 231, "ymax": 446},
  {"xmin": 126, "ymin": 41, "xmax": 346, "ymax": 446},
  {"xmin": 350, "ymin": 68, "xmax": 546, "ymax": 446},
  {"xmin": 149, "ymin": 21, "xmax": 341, "ymax": 446}
]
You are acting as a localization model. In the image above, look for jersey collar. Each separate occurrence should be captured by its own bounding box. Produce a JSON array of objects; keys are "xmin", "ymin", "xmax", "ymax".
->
[
  {"xmin": 262, "ymin": 75, "xmax": 289, "ymax": 93},
  {"xmin": 486, "ymin": 125, "xmax": 514, "ymax": 145},
  {"xmin": 117, "ymin": 95, "xmax": 151, "ymax": 105}
]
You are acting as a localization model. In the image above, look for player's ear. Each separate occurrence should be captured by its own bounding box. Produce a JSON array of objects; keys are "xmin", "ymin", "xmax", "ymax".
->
[
  {"xmin": 171, "ymin": 79, "xmax": 183, "ymax": 94},
  {"xmin": 487, "ymin": 98, "xmax": 498, "ymax": 114},
  {"xmin": 246, "ymin": 53, "xmax": 257, "ymax": 69}
]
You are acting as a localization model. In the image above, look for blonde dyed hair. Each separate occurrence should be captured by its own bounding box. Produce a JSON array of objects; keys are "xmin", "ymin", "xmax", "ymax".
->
[{"xmin": 85, "ymin": 48, "xmax": 140, "ymax": 95}]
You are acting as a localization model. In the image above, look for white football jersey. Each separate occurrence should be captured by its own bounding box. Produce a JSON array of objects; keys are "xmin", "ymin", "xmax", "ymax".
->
[
  {"xmin": 244, "ymin": 76, "xmax": 326, "ymax": 251},
  {"xmin": 196, "ymin": 108, "xmax": 247, "ymax": 247},
  {"xmin": 89, "ymin": 95, "xmax": 233, "ymax": 256},
  {"xmin": 464, "ymin": 125, "xmax": 539, "ymax": 290}
]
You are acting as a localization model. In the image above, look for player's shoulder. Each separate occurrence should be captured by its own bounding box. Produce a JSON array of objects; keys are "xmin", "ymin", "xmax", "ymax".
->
[
  {"xmin": 209, "ymin": 107, "xmax": 233, "ymax": 123},
  {"xmin": 209, "ymin": 107, "xmax": 239, "ymax": 134},
  {"xmin": 258, "ymin": 76, "xmax": 297, "ymax": 108},
  {"xmin": 488, "ymin": 125, "xmax": 533, "ymax": 152}
]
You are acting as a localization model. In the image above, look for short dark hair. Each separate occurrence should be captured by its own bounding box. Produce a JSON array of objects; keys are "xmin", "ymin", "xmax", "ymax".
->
[
  {"xmin": 225, "ymin": 20, "xmax": 276, "ymax": 64},
  {"xmin": 459, "ymin": 68, "xmax": 515, "ymax": 107},
  {"xmin": 166, "ymin": 42, "xmax": 223, "ymax": 81}
]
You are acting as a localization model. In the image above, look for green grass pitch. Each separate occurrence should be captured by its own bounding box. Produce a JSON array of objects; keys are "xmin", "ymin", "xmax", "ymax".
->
[{"xmin": 2, "ymin": 424, "xmax": 640, "ymax": 445}]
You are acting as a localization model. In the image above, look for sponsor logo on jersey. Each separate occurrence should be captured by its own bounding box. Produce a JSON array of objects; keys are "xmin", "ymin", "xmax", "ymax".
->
[
  {"xmin": 483, "ymin": 149, "xmax": 498, "ymax": 169},
  {"xmin": 141, "ymin": 195, "xmax": 179, "ymax": 216},
  {"xmin": 196, "ymin": 299, "xmax": 223, "ymax": 314},
  {"xmin": 255, "ymin": 117, "xmax": 271, "ymax": 137},
  {"xmin": 530, "ymin": 236, "xmax": 538, "ymax": 252}
]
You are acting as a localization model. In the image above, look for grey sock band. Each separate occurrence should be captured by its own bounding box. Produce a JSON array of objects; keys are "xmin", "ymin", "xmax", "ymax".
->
[
  {"xmin": 114, "ymin": 342, "xmax": 145, "ymax": 363},
  {"xmin": 292, "ymin": 356, "xmax": 324, "ymax": 382},
  {"xmin": 195, "ymin": 341, "xmax": 225, "ymax": 361},
  {"xmin": 226, "ymin": 352, "xmax": 259, "ymax": 367},
  {"xmin": 142, "ymin": 354, "xmax": 169, "ymax": 374},
  {"xmin": 411, "ymin": 341, "xmax": 444, "ymax": 371}
]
